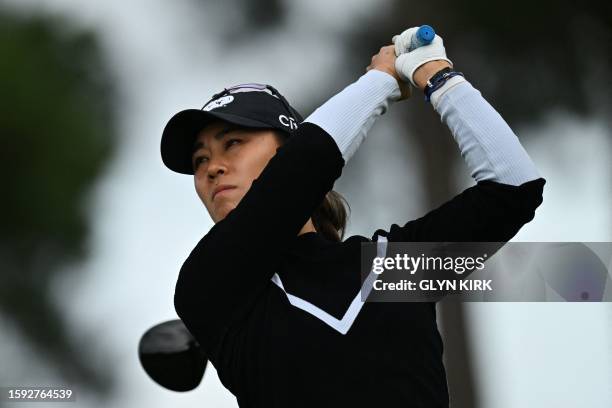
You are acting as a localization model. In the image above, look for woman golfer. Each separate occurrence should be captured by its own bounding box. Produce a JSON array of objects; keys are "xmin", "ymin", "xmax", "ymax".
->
[{"xmin": 160, "ymin": 27, "xmax": 545, "ymax": 407}]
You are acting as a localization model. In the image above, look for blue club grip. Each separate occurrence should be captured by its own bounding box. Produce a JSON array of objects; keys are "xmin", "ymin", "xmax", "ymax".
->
[{"xmin": 409, "ymin": 25, "xmax": 435, "ymax": 52}]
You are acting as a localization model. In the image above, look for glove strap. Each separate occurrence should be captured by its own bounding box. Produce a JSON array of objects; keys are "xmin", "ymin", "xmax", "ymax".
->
[{"xmin": 424, "ymin": 67, "xmax": 464, "ymax": 102}]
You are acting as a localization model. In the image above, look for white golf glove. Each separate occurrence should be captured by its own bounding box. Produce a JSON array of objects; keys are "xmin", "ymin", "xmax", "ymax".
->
[{"xmin": 392, "ymin": 27, "xmax": 453, "ymax": 87}]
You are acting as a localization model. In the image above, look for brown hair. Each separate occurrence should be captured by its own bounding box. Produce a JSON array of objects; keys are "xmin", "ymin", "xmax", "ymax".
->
[
  {"xmin": 273, "ymin": 130, "xmax": 350, "ymax": 242},
  {"xmin": 312, "ymin": 190, "xmax": 350, "ymax": 242}
]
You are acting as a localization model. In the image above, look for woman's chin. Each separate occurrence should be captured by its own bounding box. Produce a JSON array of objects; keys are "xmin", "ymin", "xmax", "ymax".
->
[{"xmin": 214, "ymin": 203, "xmax": 236, "ymax": 222}]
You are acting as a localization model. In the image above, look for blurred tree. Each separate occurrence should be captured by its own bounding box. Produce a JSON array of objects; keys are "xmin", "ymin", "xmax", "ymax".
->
[
  {"xmin": 0, "ymin": 9, "xmax": 117, "ymax": 400},
  {"xmin": 190, "ymin": 0, "xmax": 286, "ymax": 41}
]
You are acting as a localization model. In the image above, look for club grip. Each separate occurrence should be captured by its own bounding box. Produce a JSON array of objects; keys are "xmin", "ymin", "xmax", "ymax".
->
[{"xmin": 409, "ymin": 25, "xmax": 435, "ymax": 52}]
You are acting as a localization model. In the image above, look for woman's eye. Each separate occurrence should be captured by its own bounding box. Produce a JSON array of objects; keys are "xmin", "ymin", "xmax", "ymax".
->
[
  {"xmin": 226, "ymin": 138, "xmax": 241, "ymax": 149},
  {"xmin": 193, "ymin": 156, "xmax": 208, "ymax": 170}
]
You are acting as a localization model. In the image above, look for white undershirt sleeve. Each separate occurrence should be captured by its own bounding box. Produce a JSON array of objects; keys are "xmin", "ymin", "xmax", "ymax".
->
[
  {"xmin": 304, "ymin": 69, "xmax": 401, "ymax": 163},
  {"xmin": 431, "ymin": 77, "xmax": 540, "ymax": 186},
  {"xmin": 303, "ymin": 68, "xmax": 539, "ymax": 187}
]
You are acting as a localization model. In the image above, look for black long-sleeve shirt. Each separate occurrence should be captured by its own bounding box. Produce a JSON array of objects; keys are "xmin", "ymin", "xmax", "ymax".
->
[{"xmin": 173, "ymin": 119, "xmax": 545, "ymax": 407}]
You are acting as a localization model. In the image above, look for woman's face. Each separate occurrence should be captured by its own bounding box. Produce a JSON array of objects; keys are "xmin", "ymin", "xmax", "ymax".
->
[{"xmin": 192, "ymin": 120, "xmax": 282, "ymax": 222}]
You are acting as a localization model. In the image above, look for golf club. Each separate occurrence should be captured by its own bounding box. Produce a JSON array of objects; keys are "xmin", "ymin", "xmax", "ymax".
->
[{"xmin": 138, "ymin": 319, "xmax": 207, "ymax": 391}]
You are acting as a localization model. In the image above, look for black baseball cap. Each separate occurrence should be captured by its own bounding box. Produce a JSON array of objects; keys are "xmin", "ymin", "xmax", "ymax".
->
[{"xmin": 161, "ymin": 83, "xmax": 303, "ymax": 175}]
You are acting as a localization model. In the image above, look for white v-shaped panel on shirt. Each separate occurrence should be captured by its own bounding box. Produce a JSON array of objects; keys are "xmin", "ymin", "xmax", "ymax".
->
[{"xmin": 271, "ymin": 236, "xmax": 388, "ymax": 335}]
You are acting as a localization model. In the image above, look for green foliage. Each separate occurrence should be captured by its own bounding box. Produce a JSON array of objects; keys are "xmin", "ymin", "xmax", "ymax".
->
[
  {"xmin": 0, "ymin": 12, "xmax": 116, "ymax": 255},
  {"xmin": 0, "ymin": 10, "xmax": 117, "ymax": 396}
]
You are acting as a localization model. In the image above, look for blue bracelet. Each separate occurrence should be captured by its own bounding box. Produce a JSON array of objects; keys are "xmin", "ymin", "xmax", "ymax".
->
[{"xmin": 424, "ymin": 70, "xmax": 464, "ymax": 102}]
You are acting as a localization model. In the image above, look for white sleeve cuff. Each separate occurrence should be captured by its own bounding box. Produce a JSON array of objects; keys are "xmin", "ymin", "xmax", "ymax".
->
[
  {"xmin": 430, "ymin": 75, "xmax": 468, "ymax": 110},
  {"xmin": 304, "ymin": 69, "xmax": 401, "ymax": 163}
]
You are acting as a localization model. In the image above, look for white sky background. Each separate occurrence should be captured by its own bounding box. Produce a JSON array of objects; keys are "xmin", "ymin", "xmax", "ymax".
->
[{"xmin": 1, "ymin": 0, "xmax": 610, "ymax": 407}]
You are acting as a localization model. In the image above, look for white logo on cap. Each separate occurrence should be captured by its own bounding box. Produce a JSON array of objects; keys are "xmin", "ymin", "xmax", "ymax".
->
[
  {"xmin": 203, "ymin": 95, "xmax": 235, "ymax": 111},
  {"xmin": 279, "ymin": 114, "xmax": 298, "ymax": 130}
]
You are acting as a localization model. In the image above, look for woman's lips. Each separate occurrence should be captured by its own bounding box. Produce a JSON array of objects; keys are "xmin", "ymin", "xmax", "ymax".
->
[{"xmin": 212, "ymin": 186, "xmax": 236, "ymax": 200}]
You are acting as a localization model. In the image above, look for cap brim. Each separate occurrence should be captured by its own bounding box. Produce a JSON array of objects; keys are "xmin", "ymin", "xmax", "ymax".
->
[{"xmin": 161, "ymin": 109, "xmax": 277, "ymax": 175}]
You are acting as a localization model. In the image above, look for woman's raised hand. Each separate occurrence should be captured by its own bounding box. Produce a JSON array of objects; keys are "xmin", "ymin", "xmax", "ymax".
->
[
  {"xmin": 392, "ymin": 27, "xmax": 453, "ymax": 91},
  {"xmin": 366, "ymin": 45, "xmax": 412, "ymax": 101}
]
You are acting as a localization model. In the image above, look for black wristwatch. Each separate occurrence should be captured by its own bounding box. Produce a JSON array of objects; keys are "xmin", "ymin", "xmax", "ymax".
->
[{"xmin": 423, "ymin": 67, "xmax": 464, "ymax": 102}]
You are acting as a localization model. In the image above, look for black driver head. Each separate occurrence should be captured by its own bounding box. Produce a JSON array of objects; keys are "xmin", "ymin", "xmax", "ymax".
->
[{"xmin": 138, "ymin": 319, "xmax": 207, "ymax": 391}]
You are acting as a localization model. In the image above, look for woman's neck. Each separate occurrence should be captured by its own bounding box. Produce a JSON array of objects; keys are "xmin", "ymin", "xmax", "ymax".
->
[{"xmin": 298, "ymin": 218, "xmax": 316, "ymax": 236}]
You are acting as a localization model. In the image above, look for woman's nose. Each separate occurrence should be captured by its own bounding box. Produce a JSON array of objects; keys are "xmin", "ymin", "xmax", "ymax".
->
[{"xmin": 207, "ymin": 158, "xmax": 227, "ymax": 179}]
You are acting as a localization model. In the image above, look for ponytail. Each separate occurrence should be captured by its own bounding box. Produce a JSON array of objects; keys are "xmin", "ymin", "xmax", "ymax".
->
[{"xmin": 312, "ymin": 190, "xmax": 350, "ymax": 242}]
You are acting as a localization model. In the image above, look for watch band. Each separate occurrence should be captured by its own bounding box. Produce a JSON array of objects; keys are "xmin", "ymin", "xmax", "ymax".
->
[{"xmin": 424, "ymin": 67, "xmax": 464, "ymax": 102}]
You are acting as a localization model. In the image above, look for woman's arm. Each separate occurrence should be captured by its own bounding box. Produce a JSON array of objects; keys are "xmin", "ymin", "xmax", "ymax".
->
[
  {"xmin": 174, "ymin": 69, "xmax": 402, "ymax": 351},
  {"xmin": 372, "ymin": 74, "xmax": 545, "ymax": 242},
  {"xmin": 372, "ymin": 177, "xmax": 545, "ymax": 243},
  {"xmin": 305, "ymin": 67, "xmax": 403, "ymax": 162},
  {"xmin": 371, "ymin": 31, "xmax": 546, "ymax": 243},
  {"xmin": 431, "ymin": 76, "xmax": 541, "ymax": 186}
]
